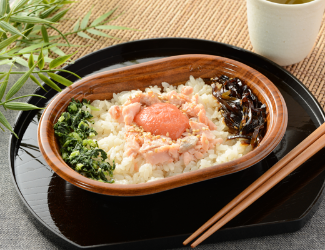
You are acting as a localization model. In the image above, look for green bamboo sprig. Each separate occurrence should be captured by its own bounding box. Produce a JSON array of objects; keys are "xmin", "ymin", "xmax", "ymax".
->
[
  {"xmin": 26, "ymin": 8, "xmax": 138, "ymax": 43},
  {"xmin": 0, "ymin": 0, "xmax": 137, "ymax": 137}
]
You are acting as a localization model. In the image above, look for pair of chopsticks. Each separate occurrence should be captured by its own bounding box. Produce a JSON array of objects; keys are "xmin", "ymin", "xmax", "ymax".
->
[{"xmin": 183, "ymin": 122, "xmax": 325, "ymax": 248}]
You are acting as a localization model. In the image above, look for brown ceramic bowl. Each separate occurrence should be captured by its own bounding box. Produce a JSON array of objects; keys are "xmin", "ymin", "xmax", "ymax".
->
[{"xmin": 38, "ymin": 54, "xmax": 288, "ymax": 196}]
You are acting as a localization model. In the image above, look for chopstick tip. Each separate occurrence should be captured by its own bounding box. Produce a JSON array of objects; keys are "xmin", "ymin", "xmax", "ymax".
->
[{"xmin": 191, "ymin": 243, "xmax": 197, "ymax": 248}]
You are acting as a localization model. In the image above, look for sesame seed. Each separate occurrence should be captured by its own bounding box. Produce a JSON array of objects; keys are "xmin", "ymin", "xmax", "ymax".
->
[
  {"xmin": 205, "ymin": 140, "xmax": 209, "ymax": 144},
  {"xmin": 166, "ymin": 132, "xmax": 169, "ymax": 136}
]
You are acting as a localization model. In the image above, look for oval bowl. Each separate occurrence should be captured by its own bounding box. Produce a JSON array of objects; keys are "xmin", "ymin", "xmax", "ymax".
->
[{"xmin": 38, "ymin": 54, "xmax": 288, "ymax": 196}]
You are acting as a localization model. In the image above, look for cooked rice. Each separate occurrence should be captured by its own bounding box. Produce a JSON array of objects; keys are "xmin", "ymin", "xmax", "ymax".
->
[{"xmin": 89, "ymin": 76, "xmax": 252, "ymax": 184}]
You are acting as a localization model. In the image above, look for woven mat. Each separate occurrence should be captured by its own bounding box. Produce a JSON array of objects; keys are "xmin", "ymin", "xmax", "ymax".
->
[{"xmin": 56, "ymin": 0, "xmax": 325, "ymax": 109}]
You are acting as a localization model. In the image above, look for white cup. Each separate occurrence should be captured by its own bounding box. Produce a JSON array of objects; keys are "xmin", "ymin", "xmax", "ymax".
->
[{"xmin": 246, "ymin": 0, "xmax": 325, "ymax": 66}]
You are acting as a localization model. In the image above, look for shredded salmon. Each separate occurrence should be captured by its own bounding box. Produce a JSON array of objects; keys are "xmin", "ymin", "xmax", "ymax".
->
[{"xmin": 109, "ymin": 86, "xmax": 223, "ymax": 166}]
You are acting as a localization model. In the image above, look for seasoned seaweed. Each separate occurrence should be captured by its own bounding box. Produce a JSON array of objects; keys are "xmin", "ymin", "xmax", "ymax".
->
[{"xmin": 208, "ymin": 75, "xmax": 267, "ymax": 147}]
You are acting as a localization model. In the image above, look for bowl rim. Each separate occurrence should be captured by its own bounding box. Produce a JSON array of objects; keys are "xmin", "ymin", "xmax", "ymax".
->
[{"xmin": 38, "ymin": 54, "xmax": 288, "ymax": 196}]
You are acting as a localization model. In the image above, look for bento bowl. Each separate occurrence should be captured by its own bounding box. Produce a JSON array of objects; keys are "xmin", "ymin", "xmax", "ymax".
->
[{"xmin": 38, "ymin": 54, "xmax": 288, "ymax": 196}]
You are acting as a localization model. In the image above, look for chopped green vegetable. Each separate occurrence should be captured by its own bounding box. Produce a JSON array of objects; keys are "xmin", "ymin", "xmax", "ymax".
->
[{"xmin": 54, "ymin": 98, "xmax": 115, "ymax": 183}]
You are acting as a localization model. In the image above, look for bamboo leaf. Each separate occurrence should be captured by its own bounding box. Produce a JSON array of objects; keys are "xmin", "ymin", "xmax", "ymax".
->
[
  {"xmin": 55, "ymin": 69, "xmax": 81, "ymax": 79},
  {"xmin": 95, "ymin": 25, "xmax": 137, "ymax": 31},
  {"xmin": 49, "ymin": 51, "xmax": 77, "ymax": 69},
  {"xmin": 87, "ymin": 28, "xmax": 118, "ymax": 39},
  {"xmin": 14, "ymin": 57, "xmax": 28, "ymax": 67},
  {"xmin": 30, "ymin": 25, "xmax": 42, "ymax": 34},
  {"xmin": 18, "ymin": 38, "xmax": 42, "ymax": 45},
  {"xmin": 23, "ymin": 23, "xmax": 34, "ymax": 38},
  {"xmin": 28, "ymin": 53, "xmax": 34, "ymax": 68},
  {"xmin": 91, "ymin": 8, "xmax": 117, "ymax": 26},
  {"xmin": 0, "ymin": 59, "xmax": 12, "ymax": 66},
  {"xmin": 50, "ymin": 46, "xmax": 65, "ymax": 56},
  {"xmin": 39, "ymin": 5, "xmax": 57, "ymax": 18},
  {"xmin": 13, "ymin": 0, "xmax": 29, "ymax": 12},
  {"xmin": 43, "ymin": 56, "xmax": 53, "ymax": 63},
  {"xmin": 38, "ymin": 73, "xmax": 61, "ymax": 92},
  {"xmin": 18, "ymin": 42, "xmax": 49, "ymax": 54},
  {"xmin": 55, "ymin": 43, "xmax": 90, "ymax": 47},
  {"xmin": 0, "ymin": 110, "xmax": 18, "ymax": 138},
  {"xmin": 38, "ymin": 49, "xmax": 44, "ymax": 70},
  {"xmin": 80, "ymin": 7, "xmax": 92, "ymax": 29},
  {"xmin": 48, "ymin": 72, "xmax": 73, "ymax": 87},
  {"xmin": 60, "ymin": 1, "xmax": 75, "ymax": 4},
  {"xmin": 4, "ymin": 102, "xmax": 44, "ymax": 111},
  {"xmin": 30, "ymin": 74, "xmax": 47, "ymax": 91},
  {"xmin": 49, "ymin": 8, "xmax": 70, "ymax": 22},
  {"xmin": 0, "ymin": 65, "xmax": 11, "ymax": 101},
  {"xmin": 101, "ymin": 12, "xmax": 124, "ymax": 25},
  {"xmin": 0, "ymin": 0, "xmax": 7, "ymax": 16},
  {"xmin": 5, "ymin": 63, "xmax": 38, "ymax": 100},
  {"xmin": 0, "ymin": 34, "xmax": 21, "ymax": 51},
  {"xmin": 2, "ymin": 46, "xmax": 20, "ymax": 55},
  {"xmin": 6, "ymin": 94, "xmax": 46, "ymax": 102},
  {"xmin": 41, "ymin": 25, "xmax": 49, "ymax": 43},
  {"xmin": 77, "ymin": 31, "xmax": 94, "ymax": 40},
  {"xmin": 45, "ymin": 24, "xmax": 70, "ymax": 46},
  {"xmin": 5, "ymin": 0, "xmax": 9, "ymax": 13},
  {"xmin": 10, "ymin": 16, "xmax": 55, "ymax": 24},
  {"xmin": 73, "ymin": 18, "xmax": 80, "ymax": 32},
  {"xmin": 42, "ymin": 48, "xmax": 48, "ymax": 57},
  {"xmin": 0, "ymin": 21, "xmax": 26, "ymax": 37}
]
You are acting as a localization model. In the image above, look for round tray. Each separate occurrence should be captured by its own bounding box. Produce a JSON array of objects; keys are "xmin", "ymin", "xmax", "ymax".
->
[{"xmin": 9, "ymin": 38, "xmax": 325, "ymax": 249}]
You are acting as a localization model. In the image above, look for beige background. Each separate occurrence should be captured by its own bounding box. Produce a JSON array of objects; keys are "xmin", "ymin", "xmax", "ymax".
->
[{"xmin": 54, "ymin": 0, "xmax": 325, "ymax": 108}]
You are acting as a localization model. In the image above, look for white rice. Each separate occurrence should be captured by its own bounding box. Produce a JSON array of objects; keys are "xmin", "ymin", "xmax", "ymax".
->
[{"xmin": 89, "ymin": 76, "xmax": 252, "ymax": 184}]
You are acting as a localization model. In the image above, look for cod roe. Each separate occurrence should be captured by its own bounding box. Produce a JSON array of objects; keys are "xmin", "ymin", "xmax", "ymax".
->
[{"xmin": 134, "ymin": 103, "xmax": 190, "ymax": 140}]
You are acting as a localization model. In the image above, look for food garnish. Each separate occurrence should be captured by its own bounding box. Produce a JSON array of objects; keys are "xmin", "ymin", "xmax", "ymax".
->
[
  {"xmin": 209, "ymin": 75, "xmax": 267, "ymax": 147},
  {"xmin": 134, "ymin": 102, "xmax": 190, "ymax": 141},
  {"xmin": 54, "ymin": 99, "xmax": 115, "ymax": 183}
]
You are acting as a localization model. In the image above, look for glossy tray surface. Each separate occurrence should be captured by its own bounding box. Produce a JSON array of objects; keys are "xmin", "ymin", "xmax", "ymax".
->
[{"xmin": 9, "ymin": 38, "xmax": 325, "ymax": 249}]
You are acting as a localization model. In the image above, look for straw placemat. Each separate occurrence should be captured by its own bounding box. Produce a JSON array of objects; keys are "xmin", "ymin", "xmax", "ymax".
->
[{"xmin": 55, "ymin": 0, "xmax": 325, "ymax": 108}]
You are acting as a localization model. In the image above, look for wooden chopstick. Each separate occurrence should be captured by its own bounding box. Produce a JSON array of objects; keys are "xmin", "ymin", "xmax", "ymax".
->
[{"xmin": 183, "ymin": 122, "xmax": 325, "ymax": 248}]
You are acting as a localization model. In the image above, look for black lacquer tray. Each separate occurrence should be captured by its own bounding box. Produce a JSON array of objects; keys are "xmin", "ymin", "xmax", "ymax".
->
[{"xmin": 9, "ymin": 38, "xmax": 325, "ymax": 249}]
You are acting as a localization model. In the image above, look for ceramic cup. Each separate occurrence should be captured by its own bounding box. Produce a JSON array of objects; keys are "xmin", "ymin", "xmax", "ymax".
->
[{"xmin": 247, "ymin": 0, "xmax": 325, "ymax": 66}]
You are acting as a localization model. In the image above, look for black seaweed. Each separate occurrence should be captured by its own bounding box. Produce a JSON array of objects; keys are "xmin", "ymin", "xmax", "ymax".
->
[
  {"xmin": 54, "ymin": 98, "xmax": 115, "ymax": 183},
  {"xmin": 209, "ymin": 75, "xmax": 267, "ymax": 147}
]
